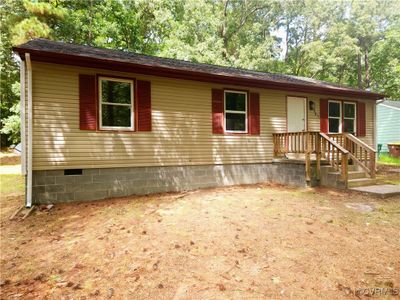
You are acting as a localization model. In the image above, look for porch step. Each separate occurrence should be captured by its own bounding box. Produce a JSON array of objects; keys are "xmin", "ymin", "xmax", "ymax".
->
[
  {"xmin": 347, "ymin": 178, "xmax": 377, "ymax": 188},
  {"xmin": 348, "ymin": 164, "xmax": 361, "ymax": 172},
  {"xmin": 321, "ymin": 164, "xmax": 360, "ymax": 173},
  {"xmin": 348, "ymin": 171, "xmax": 367, "ymax": 180},
  {"xmin": 321, "ymin": 165, "xmax": 372, "ymax": 189},
  {"xmin": 329, "ymin": 171, "xmax": 367, "ymax": 180}
]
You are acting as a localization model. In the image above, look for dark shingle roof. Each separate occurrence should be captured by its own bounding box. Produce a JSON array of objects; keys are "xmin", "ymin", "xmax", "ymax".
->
[{"xmin": 13, "ymin": 39, "xmax": 384, "ymax": 100}]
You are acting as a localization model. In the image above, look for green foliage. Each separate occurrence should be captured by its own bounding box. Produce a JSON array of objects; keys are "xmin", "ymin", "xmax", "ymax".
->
[
  {"xmin": 0, "ymin": 0, "xmax": 399, "ymax": 145},
  {"xmin": 1, "ymin": 82, "xmax": 21, "ymax": 145},
  {"xmin": 379, "ymin": 153, "xmax": 400, "ymax": 166},
  {"xmin": 0, "ymin": 0, "xmax": 24, "ymax": 147},
  {"xmin": 12, "ymin": 16, "xmax": 51, "ymax": 44},
  {"xmin": 370, "ymin": 21, "xmax": 400, "ymax": 98},
  {"xmin": 1, "ymin": 101, "xmax": 21, "ymax": 145}
]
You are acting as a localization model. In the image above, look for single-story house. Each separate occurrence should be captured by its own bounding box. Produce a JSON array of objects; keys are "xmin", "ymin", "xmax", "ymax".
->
[
  {"xmin": 13, "ymin": 39, "xmax": 384, "ymax": 207},
  {"xmin": 377, "ymin": 100, "xmax": 400, "ymax": 153}
]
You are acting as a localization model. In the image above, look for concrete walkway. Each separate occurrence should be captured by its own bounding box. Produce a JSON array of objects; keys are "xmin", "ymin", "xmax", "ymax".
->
[{"xmin": 351, "ymin": 184, "xmax": 400, "ymax": 198}]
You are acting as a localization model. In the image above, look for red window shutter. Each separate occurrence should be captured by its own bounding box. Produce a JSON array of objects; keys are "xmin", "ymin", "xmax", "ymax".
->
[
  {"xmin": 137, "ymin": 80, "xmax": 152, "ymax": 131},
  {"xmin": 212, "ymin": 89, "xmax": 224, "ymax": 134},
  {"xmin": 320, "ymin": 99, "xmax": 328, "ymax": 133},
  {"xmin": 249, "ymin": 92, "xmax": 260, "ymax": 135},
  {"xmin": 357, "ymin": 102, "xmax": 366, "ymax": 137},
  {"xmin": 79, "ymin": 74, "xmax": 97, "ymax": 131}
]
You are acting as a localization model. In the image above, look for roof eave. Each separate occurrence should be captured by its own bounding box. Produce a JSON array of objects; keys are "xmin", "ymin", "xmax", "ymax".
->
[{"xmin": 13, "ymin": 46, "xmax": 385, "ymax": 100}]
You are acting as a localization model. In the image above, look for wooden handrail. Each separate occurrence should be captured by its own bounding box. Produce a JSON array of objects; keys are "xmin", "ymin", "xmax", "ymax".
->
[
  {"xmin": 344, "ymin": 133, "xmax": 376, "ymax": 153},
  {"xmin": 319, "ymin": 133, "xmax": 348, "ymax": 182},
  {"xmin": 320, "ymin": 133, "xmax": 349, "ymax": 154},
  {"xmin": 328, "ymin": 133, "xmax": 376, "ymax": 178}
]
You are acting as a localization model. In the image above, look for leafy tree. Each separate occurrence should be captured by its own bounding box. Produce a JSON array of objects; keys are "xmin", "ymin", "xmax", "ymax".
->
[
  {"xmin": 0, "ymin": 83, "xmax": 21, "ymax": 144},
  {"xmin": 12, "ymin": 0, "xmax": 66, "ymax": 45},
  {"xmin": 0, "ymin": 0, "xmax": 24, "ymax": 146},
  {"xmin": 370, "ymin": 20, "xmax": 400, "ymax": 98}
]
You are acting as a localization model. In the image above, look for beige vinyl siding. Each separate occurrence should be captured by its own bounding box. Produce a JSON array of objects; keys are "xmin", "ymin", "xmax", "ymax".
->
[
  {"xmin": 31, "ymin": 62, "xmax": 283, "ymax": 170},
  {"xmin": 306, "ymin": 95, "xmax": 320, "ymax": 131},
  {"xmin": 307, "ymin": 97, "xmax": 375, "ymax": 146},
  {"xmin": 30, "ymin": 62, "xmax": 376, "ymax": 170}
]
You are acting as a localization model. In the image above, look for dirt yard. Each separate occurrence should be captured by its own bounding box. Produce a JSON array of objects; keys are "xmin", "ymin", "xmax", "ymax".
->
[{"xmin": 1, "ymin": 182, "xmax": 399, "ymax": 300}]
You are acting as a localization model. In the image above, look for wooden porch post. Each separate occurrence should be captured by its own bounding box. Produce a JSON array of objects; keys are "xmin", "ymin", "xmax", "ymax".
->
[
  {"xmin": 370, "ymin": 151, "xmax": 376, "ymax": 179},
  {"xmin": 341, "ymin": 152, "xmax": 348, "ymax": 183},
  {"xmin": 305, "ymin": 132, "xmax": 311, "ymax": 182},
  {"xmin": 316, "ymin": 133, "xmax": 321, "ymax": 181}
]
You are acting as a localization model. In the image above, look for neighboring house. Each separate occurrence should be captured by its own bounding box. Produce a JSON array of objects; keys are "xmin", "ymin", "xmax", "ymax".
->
[
  {"xmin": 377, "ymin": 100, "xmax": 400, "ymax": 153},
  {"xmin": 13, "ymin": 39, "xmax": 384, "ymax": 206}
]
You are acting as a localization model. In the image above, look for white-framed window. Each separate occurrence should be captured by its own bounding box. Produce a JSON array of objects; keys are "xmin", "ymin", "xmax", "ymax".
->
[
  {"xmin": 224, "ymin": 90, "xmax": 247, "ymax": 133},
  {"xmin": 328, "ymin": 100, "xmax": 341, "ymax": 133},
  {"xmin": 343, "ymin": 102, "xmax": 356, "ymax": 134},
  {"xmin": 99, "ymin": 77, "xmax": 134, "ymax": 130}
]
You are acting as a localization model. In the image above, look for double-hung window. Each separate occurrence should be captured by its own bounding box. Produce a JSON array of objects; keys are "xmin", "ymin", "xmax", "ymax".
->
[
  {"xmin": 343, "ymin": 102, "xmax": 356, "ymax": 134},
  {"xmin": 224, "ymin": 90, "xmax": 247, "ymax": 133},
  {"xmin": 328, "ymin": 100, "xmax": 357, "ymax": 134},
  {"xmin": 99, "ymin": 77, "xmax": 134, "ymax": 130}
]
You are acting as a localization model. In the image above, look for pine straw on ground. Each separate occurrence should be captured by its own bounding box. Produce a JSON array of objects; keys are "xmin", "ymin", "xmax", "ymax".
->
[{"xmin": 1, "ymin": 184, "xmax": 399, "ymax": 299}]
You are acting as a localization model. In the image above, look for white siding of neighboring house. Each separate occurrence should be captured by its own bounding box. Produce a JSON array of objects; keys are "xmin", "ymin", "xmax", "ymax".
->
[{"xmin": 377, "ymin": 104, "xmax": 400, "ymax": 152}]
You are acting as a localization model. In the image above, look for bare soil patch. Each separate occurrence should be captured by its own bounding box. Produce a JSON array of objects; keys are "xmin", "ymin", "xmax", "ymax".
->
[
  {"xmin": 1, "ymin": 184, "xmax": 399, "ymax": 299},
  {"xmin": 0, "ymin": 150, "xmax": 20, "ymax": 166},
  {"xmin": 377, "ymin": 164, "xmax": 400, "ymax": 185}
]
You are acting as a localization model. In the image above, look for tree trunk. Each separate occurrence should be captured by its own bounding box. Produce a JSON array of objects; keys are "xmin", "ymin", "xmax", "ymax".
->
[
  {"xmin": 220, "ymin": 0, "xmax": 229, "ymax": 59},
  {"xmin": 357, "ymin": 53, "xmax": 362, "ymax": 89},
  {"xmin": 364, "ymin": 49, "xmax": 370, "ymax": 89},
  {"xmin": 88, "ymin": 0, "xmax": 93, "ymax": 45},
  {"xmin": 284, "ymin": 21, "xmax": 290, "ymax": 61}
]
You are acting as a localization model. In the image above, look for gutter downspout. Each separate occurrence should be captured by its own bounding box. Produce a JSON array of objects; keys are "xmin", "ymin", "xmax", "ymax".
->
[{"xmin": 25, "ymin": 53, "xmax": 32, "ymax": 208}]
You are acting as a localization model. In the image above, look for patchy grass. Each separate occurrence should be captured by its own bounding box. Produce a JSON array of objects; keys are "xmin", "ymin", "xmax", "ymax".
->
[
  {"xmin": 0, "ymin": 174, "xmax": 24, "ymax": 196},
  {"xmin": 379, "ymin": 153, "xmax": 400, "ymax": 166},
  {"xmin": 376, "ymin": 164, "xmax": 400, "ymax": 185},
  {"xmin": 0, "ymin": 184, "xmax": 399, "ymax": 299},
  {"xmin": 0, "ymin": 165, "xmax": 24, "ymax": 220}
]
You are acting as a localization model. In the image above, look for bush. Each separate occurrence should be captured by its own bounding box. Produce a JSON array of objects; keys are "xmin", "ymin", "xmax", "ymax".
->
[
  {"xmin": 1, "ymin": 102, "xmax": 20, "ymax": 145},
  {"xmin": 1, "ymin": 82, "xmax": 20, "ymax": 145}
]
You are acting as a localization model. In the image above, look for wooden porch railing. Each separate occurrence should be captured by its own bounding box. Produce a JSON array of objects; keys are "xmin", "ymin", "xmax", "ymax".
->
[
  {"xmin": 328, "ymin": 133, "xmax": 376, "ymax": 178},
  {"xmin": 272, "ymin": 131, "xmax": 321, "ymax": 181},
  {"xmin": 273, "ymin": 131, "xmax": 350, "ymax": 183},
  {"xmin": 272, "ymin": 131, "xmax": 376, "ymax": 184},
  {"xmin": 273, "ymin": 131, "xmax": 320, "ymax": 156}
]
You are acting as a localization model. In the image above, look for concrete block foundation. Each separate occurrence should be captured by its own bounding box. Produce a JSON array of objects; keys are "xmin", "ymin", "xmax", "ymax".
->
[{"xmin": 32, "ymin": 161, "xmax": 318, "ymax": 204}]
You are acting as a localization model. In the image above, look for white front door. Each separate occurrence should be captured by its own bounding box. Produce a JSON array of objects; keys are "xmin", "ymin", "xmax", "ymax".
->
[{"xmin": 287, "ymin": 96, "xmax": 306, "ymax": 132}]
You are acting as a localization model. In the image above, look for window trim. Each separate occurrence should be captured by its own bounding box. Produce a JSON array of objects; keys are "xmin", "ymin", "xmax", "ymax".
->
[
  {"xmin": 343, "ymin": 101, "xmax": 357, "ymax": 134},
  {"xmin": 224, "ymin": 90, "xmax": 248, "ymax": 133},
  {"xmin": 98, "ymin": 76, "xmax": 134, "ymax": 131},
  {"xmin": 328, "ymin": 100, "xmax": 342, "ymax": 134}
]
